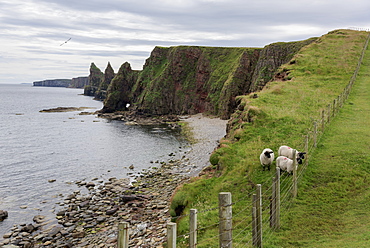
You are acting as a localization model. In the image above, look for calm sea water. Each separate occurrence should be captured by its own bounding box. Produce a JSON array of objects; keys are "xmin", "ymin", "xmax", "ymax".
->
[{"xmin": 0, "ymin": 84, "xmax": 188, "ymax": 235}]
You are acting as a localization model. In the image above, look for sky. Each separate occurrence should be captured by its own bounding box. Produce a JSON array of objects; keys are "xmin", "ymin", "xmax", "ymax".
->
[{"xmin": 1, "ymin": 0, "xmax": 369, "ymax": 84}]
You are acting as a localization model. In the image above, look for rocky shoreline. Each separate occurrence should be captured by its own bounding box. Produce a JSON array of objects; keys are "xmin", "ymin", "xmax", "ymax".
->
[
  {"xmin": 97, "ymin": 111, "xmax": 182, "ymax": 128},
  {"xmin": 0, "ymin": 113, "xmax": 228, "ymax": 248}
]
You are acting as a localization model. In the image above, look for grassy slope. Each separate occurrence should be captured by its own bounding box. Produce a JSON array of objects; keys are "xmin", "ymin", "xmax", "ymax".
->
[
  {"xmin": 276, "ymin": 37, "xmax": 370, "ymax": 247},
  {"xmin": 169, "ymin": 29, "xmax": 370, "ymax": 247}
]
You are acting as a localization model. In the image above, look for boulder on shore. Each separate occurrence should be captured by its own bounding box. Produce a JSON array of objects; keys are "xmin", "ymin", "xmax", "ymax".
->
[{"xmin": 0, "ymin": 210, "xmax": 8, "ymax": 221}]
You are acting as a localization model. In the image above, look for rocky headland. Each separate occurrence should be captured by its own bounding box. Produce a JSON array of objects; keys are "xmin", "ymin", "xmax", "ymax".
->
[
  {"xmin": 84, "ymin": 39, "xmax": 316, "ymax": 119},
  {"xmin": 33, "ymin": 77, "xmax": 88, "ymax": 88},
  {"xmin": 5, "ymin": 36, "xmax": 320, "ymax": 248}
]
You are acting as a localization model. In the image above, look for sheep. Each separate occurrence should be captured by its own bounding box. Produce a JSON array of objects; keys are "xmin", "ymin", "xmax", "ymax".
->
[
  {"xmin": 276, "ymin": 156, "xmax": 296, "ymax": 175},
  {"xmin": 278, "ymin": 145, "xmax": 306, "ymax": 164},
  {"xmin": 259, "ymin": 148, "xmax": 274, "ymax": 171}
]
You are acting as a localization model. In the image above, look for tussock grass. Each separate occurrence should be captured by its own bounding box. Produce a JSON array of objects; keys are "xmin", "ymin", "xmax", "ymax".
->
[{"xmin": 169, "ymin": 29, "xmax": 370, "ymax": 247}]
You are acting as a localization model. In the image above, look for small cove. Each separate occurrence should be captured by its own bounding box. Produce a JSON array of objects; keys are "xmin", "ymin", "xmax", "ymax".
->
[{"xmin": 0, "ymin": 84, "xmax": 190, "ymax": 236}]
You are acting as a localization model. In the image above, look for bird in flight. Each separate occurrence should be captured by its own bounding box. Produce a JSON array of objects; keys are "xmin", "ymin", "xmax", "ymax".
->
[{"xmin": 60, "ymin": 38, "xmax": 71, "ymax": 46}]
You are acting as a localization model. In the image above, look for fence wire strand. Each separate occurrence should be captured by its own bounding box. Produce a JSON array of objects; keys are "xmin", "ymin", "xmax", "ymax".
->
[{"xmin": 150, "ymin": 31, "xmax": 370, "ymax": 248}]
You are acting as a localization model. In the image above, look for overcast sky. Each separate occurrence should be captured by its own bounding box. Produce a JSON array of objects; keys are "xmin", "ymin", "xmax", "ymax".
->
[{"xmin": 1, "ymin": 0, "xmax": 369, "ymax": 84}]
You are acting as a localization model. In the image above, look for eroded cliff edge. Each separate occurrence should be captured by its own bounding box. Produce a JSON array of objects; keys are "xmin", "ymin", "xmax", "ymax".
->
[{"xmin": 86, "ymin": 38, "xmax": 316, "ymax": 119}]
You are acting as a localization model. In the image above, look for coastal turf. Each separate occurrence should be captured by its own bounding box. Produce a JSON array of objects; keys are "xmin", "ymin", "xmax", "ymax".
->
[
  {"xmin": 169, "ymin": 29, "xmax": 370, "ymax": 247},
  {"xmin": 274, "ymin": 37, "xmax": 370, "ymax": 247}
]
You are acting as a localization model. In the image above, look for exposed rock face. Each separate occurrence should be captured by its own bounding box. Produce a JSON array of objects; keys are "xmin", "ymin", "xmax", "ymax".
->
[
  {"xmin": 69, "ymin": 77, "xmax": 88, "ymax": 88},
  {"xmin": 84, "ymin": 63, "xmax": 104, "ymax": 97},
  {"xmin": 84, "ymin": 62, "xmax": 116, "ymax": 100},
  {"xmin": 101, "ymin": 39, "xmax": 316, "ymax": 118},
  {"xmin": 249, "ymin": 38, "xmax": 317, "ymax": 92},
  {"xmin": 95, "ymin": 62, "xmax": 116, "ymax": 100},
  {"xmin": 33, "ymin": 79, "xmax": 71, "ymax": 87},
  {"xmin": 103, "ymin": 62, "xmax": 139, "ymax": 113}
]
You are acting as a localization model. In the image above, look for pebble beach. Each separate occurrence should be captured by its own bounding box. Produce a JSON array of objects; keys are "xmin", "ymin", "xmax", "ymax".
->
[{"xmin": 0, "ymin": 114, "xmax": 228, "ymax": 248}]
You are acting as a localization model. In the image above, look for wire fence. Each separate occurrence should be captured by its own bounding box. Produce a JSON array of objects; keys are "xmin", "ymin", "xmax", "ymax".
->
[{"xmin": 116, "ymin": 31, "xmax": 370, "ymax": 248}]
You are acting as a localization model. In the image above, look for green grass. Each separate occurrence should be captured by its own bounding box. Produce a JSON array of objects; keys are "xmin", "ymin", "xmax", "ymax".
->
[
  {"xmin": 275, "ymin": 42, "xmax": 370, "ymax": 247},
  {"xmin": 169, "ymin": 29, "xmax": 370, "ymax": 247}
]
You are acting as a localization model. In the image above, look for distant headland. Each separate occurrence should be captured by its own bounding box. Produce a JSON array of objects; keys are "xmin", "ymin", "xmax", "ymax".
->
[{"xmin": 33, "ymin": 77, "xmax": 88, "ymax": 88}]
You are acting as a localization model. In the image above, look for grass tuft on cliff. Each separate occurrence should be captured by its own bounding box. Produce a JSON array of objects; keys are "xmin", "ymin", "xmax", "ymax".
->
[{"xmin": 169, "ymin": 29, "xmax": 370, "ymax": 247}]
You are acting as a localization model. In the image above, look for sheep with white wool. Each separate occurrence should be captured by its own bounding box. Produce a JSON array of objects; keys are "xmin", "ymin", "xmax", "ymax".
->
[
  {"xmin": 276, "ymin": 156, "xmax": 296, "ymax": 174},
  {"xmin": 278, "ymin": 145, "xmax": 306, "ymax": 164},
  {"xmin": 259, "ymin": 148, "xmax": 274, "ymax": 171}
]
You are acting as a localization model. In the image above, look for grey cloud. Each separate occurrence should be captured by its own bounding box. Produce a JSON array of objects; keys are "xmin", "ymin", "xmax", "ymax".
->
[{"xmin": 1, "ymin": 0, "xmax": 370, "ymax": 84}]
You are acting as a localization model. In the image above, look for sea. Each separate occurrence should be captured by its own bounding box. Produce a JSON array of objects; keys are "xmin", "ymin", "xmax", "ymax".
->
[{"xmin": 0, "ymin": 84, "xmax": 189, "ymax": 236}]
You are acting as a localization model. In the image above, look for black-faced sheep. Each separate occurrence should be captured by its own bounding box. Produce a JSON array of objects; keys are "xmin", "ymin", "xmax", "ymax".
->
[
  {"xmin": 278, "ymin": 145, "xmax": 306, "ymax": 164},
  {"xmin": 259, "ymin": 148, "xmax": 274, "ymax": 171},
  {"xmin": 276, "ymin": 156, "xmax": 296, "ymax": 174}
]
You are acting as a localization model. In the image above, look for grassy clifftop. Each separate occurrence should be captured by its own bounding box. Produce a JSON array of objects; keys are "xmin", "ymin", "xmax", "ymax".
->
[
  {"xmin": 169, "ymin": 29, "xmax": 370, "ymax": 247},
  {"xmin": 102, "ymin": 39, "xmax": 314, "ymax": 118}
]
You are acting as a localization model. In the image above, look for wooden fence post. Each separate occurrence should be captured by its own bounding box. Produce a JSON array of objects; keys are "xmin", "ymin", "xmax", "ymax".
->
[
  {"xmin": 313, "ymin": 121, "xmax": 317, "ymax": 148},
  {"xmin": 167, "ymin": 223, "xmax": 177, "ymax": 248},
  {"xmin": 256, "ymin": 184, "xmax": 263, "ymax": 248},
  {"xmin": 321, "ymin": 110, "xmax": 325, "ymax": 132},
  {"xmin": 327, "ymin": 104, "xmax": 331, "ymax": 123},
  {"xmin": 252, "ymin": 194, "xmax": 257, "ymax": 247},
  {"xmin": 292, "ymin": 149, "xmax": 298, "ymax": 198},
  {"xmin": 190, "ymin": 209, "xmax": 197, "ymax": 248},
  {"xmin": 270, "ymin": 177, "xmax": 276, "ymax": 229},
  {"xmin": 219, "ymin": 192, "xmax": 232, "ymax": 248},
  {"xmin": 118, "ymin": 222, "xmax": 129, "ymax": 248},
  {"xmin": 275, "ymin": 168, "xmax": 280, "ymax": 229},
  {"xmin": 305, "ymin": 135, "xmax": 309, "ymax": 156},
  {"xmin": 337, "ymin": 95, "xmax": 340, "ymax": 112},
  {"xmin": 333, "ymin": 99, "xmax": 336, "ymax": 117}
]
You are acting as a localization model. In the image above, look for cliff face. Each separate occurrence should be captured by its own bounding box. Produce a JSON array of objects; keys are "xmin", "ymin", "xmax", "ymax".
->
[
  {"xmin": 33, "ymin": 79, "xmax": 71, "ymax": 87},
  {"xmin": 70, "ymin": 77, "xmax": 88, "ymax": 88},
  {"xmin": 101, "ymin": 38, "xmax": 316, "ymax": 118},
  {"xmin": 249, "ymin": 38, "xmax": 317, "ymax": 92},
  {"xmin": 84, "ymin": 62, "xmax": 116, "ymax": 100},
  {"xmin": 103, "ymin": 62, "xmax": 140, "ymax": 112}
]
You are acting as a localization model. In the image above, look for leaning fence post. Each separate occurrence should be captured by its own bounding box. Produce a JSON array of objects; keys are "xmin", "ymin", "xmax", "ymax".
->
[
  {"xmin": 190, "ymin": 209, "xmax": 197, "ymax": 248},
  {"xmin": 256, "ymin": 184, "xmax": 263, "ymax": 248},
  {"xmin": 167, "ymin": 223, "xmax": 177, "ymax": 248},
  {"xmin": 292, "ymin": 149, "xmax": 298, "ymax": 198},
  {"xmin": 219, "ymin": 192, "xmax": 232, "ymax": 248},
  {"xmin": 118, "ymin": 222, "xmax": 129, "ymax": 248}
]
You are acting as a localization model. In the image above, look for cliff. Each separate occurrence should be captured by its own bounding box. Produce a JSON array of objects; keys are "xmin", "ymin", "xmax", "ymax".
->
[
  {"xmin": 103, "ymin": 62, "xmax": 140, "ymax": 112},
  {"xmin": 33, "ymin": 79, "xmax": 71, "ymax": 87},
  {"xmin": 99, "ymin": 38, "xmax": 316, "ymax": 118},
  {"xmin": 69, "ymin": 77, "xmax": 88, "ymax": 88},
  {"xmin": 33, "ymin": 77, "xmax": 88, "ymax": 88},
  {"xmin": 84, "ymin": 62, "xmax": 115, "ymax": 100}
]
